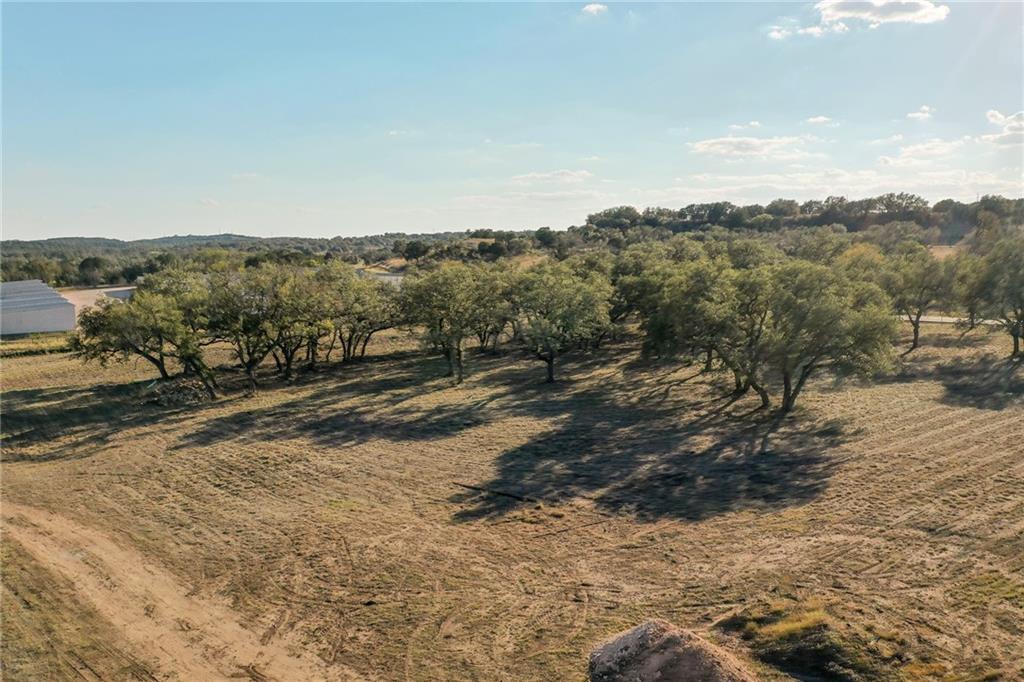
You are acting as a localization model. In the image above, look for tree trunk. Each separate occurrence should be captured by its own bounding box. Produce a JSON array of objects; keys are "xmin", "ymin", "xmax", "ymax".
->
[
  {"xmin": 781, "ymin": 370, "xmax": 794, "ymax": 413},
  {"xmin": 324, "ymin": 330, "xmax": 338, "ymax": 362},
  {"xmin": 444, "ymin": 343, "xmax": 455, "ymax": 377},
  {"xmin": 307, "ymin": 335, "xmax": 319, "ymax": 367},
  {"xmin": 360, "ymin": 332, "xmax": 373, "ymax": 358},
  {"xmin": 704, "ymin": 349, "xmax": 714, "ymax": 372},
  {"xmin": 910, "ymin": 313, "xmax": 922, "ymax": 351},
  {"xmin": 750, "ymin": 380, "xmax": 771, "ymax": 409},
  {"xmin": 246, "ymin": 364, "xmax": 258, "ymax": 393},
  {"xmin": 545, "ymin": 355, "xmax": 555, "ymax": 383},
  {"xmin": 732, "ymin": 369, "xmax": 748, "ymax": 394},
  {"xmin": 1013, "ymin": 333, "xmax": 1021, "ymax": 358},
  {"xmin": 453, "ymin": 343, "xmax": 464, "ymax": 384}
]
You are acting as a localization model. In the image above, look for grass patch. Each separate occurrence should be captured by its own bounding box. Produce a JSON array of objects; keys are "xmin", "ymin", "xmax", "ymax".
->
[
  {"xmin": 0, "ymin": 333, "xmax": 72, "ymax": 358},
  {"xmin": 955, "ymin": 571, "xmax": 1024, "ymax": 610},
  {"xmin": 717, "ymin": 598, "xmax": 898, "ymax": 681}
]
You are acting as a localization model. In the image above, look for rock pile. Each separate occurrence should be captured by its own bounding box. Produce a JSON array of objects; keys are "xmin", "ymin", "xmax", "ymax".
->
[{"xmin": 589, "ymin": 619, "xmax": 758, "ymax": 682}]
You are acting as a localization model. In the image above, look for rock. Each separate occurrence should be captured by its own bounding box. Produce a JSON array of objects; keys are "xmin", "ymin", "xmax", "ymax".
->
[{"xmin": 589, "ymin": 619, "xmax": 758, "ymax": 682}]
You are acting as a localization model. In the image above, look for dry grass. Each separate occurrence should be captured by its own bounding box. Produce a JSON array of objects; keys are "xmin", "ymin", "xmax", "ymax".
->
[{"xmin": 1, "ymin": 325, "xmax": 1022, "ymax": 680}]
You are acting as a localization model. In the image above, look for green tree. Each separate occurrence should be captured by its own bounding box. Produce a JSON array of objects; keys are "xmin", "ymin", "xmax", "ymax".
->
[
  {"xmin": 882, "ymin": 244, "xmax": 950, "ymax": 353},
  {"xmin": 765, "ymin": 261, "xmax": 896, "ymax": 412},
  {"xmin": 207, "ymin": 267, "xmax": 280, "ymax": 391},
  {"xmin": 70, "ymin": 292, "xmax": 218, "ymax": 397},
  {"xmin": 402, "ymin": 263, "xmax": 486, "ymax": 382},
  {"xmin": 977, "ymin": 234, "xmax": 1024, "ymax": 357},
  {"xmin": 515, "ymin": 262, "xmax": 612, "ymax": 382}
]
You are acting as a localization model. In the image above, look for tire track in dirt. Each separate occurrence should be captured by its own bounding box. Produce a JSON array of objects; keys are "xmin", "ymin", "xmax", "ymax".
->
[{"xmin": 2, "ymin": 502, "xmax": 361, "ymax": 682}]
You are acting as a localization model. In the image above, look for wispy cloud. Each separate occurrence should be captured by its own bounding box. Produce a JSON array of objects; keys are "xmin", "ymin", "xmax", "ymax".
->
[
  {"xmin": 728, "ymin": 121, "xmax": 762, "ymax": 130},
  {"xmin": 906, "ymin": 105, "xmax": 934, "ymax": 121},
  {"xmin": 689, "ymin": 135, "xmax": 816, "ymax": 161},
  {"xmin": 638, "ymin": 166, "xmax": 1018, "ymax": 205},
  {"xmin": 198, "ymin": 198, "xmax": 220, "ymax": 207},
  {"xmin": 982, "ymin": 110, "xmax": 1024, "ymax": 146},
  {"xmin": 869, "ymin": 133, "xmax": 904, "ymax": 145},
  {"xmin": 581, "ymin": 3, "xmax": 607, "ymax": 16},
  {"xmin": 805, "ymin": 115, "xmax": 834, "ymax": 125},
  {"xmin": 879, "ymin": 137, "xmax": 967, "ymax": 166},
  {"xmin": 512, "ymin": 169, "xmax": 594, "ymax": 184}
]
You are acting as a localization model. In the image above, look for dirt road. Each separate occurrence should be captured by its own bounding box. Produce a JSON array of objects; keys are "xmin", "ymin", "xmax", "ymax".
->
[{"xmin": 2, "ymin": 502, "xmax": 360, "ymax": 681}]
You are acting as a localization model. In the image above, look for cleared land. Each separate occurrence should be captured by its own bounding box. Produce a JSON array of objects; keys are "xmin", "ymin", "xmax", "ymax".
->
[{"xmin": 2, "ymin": 326, "xmax": 1022, "ymax": 680}]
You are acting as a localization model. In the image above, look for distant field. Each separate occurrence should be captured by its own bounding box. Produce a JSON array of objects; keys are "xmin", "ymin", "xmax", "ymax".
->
[{"xmin": 2, "ymin": 325, "xmax": 1022, "ymax": 680}]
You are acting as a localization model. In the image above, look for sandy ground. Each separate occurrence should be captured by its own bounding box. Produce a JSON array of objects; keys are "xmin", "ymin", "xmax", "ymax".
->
[
  {"xmin": 2, "ymin": 326, "xmax": 1022, "ymax": 680},
  {"xmin": 3, "ymin": 502, "xmax": 357, "ymax": 681},
  {"xmin": 58, "ymin": 286, "xmax": 136, "ymax": 316}
]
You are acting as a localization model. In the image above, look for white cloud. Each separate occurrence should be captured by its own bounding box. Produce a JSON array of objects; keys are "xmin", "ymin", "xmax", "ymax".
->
[
  {"xmin": 637, "ymin": 166, "xmax": 1019, "ymax": 205},
  {"xmin": 982, "ymin": 110, "xmax": 1024, "ymax": 146},
  {"xmin": 689, "ymin": 135, "xmax": 816, "ymax": 161},
  {"xmin": 387, "ymin": 129, "xmax": 412, "ymax": 137},
  {"xmin": 512, "ymin": 169, "xmax": 594, "ymax": 184},
  {"xmin": 816, "ymin": 0, "xmax": 950, "ymax": 27},
  {"xmin": 198, "ymin": 198, "xmax": 220, "ymax": 207},
  {"xmin": 770, "ymin": 1, "xmax": 946, "ymax": 40},
  {"xmin": 581, "ymin": 3, "xmax": 607, "ymax": 16},
  {"xmin": 906, "ymin": 105, "xmax": 934, "ymax": 121},
  {"xmin": 869, "ymin": 134, "xmax": 904, "ymax": 145},
  {"xmin": 878, "ymin": 137, "xmax": 967, "ymax": 166},
  {"xmin": 450, "ymin": 188, "xmax": 611, "ymax": 210},
  {"xmin": 580, "ymin": 155, "xmax": 602, "ymax": 161},
  {"xmin": 805, "ymin": 116, "xmax": 833, "ymax": 125},
  {"xmin": 728, "ymin": 121, "xmax": 762, "ymax": 130}
]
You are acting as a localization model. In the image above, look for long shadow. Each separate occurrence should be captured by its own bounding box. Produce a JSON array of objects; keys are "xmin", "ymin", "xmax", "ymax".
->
[
  {"xmin": 172, "ymin": 345, "xmax": 845, "ymax": 522},
  {"xmin": 174, "ymin": 353, "xmax": 474, "ymax": 450},
  {"xmin": 449, "ymin": 384, "xmax": 844, "ymax": 522},
  {"xmin": 882, "ymin": 352, "xmax": 1023, "ymax": 410},
  {"xmin": 1, "ymin": 380, "xmax": 218, "ymax": 463},
  {"xmin": 933, "ymin": 355, "xmax": 1022, "ymax": 410}
]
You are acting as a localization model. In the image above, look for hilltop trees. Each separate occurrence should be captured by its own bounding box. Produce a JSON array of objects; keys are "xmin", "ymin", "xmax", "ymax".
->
[{"xmin": 67, "ymin": 224, "xmax": 1020, "ymax": 414}]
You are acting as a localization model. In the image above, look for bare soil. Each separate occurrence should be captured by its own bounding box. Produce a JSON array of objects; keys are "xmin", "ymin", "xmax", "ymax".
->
[{"xmin": 2, "ymin": 326, "xmax": 1022, "ymax": 680}]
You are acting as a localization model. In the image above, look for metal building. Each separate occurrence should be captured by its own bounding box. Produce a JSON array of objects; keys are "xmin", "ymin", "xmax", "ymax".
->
[{"xmin": 0, "ymin": 280, "xmax": 77, "ymax": 335}]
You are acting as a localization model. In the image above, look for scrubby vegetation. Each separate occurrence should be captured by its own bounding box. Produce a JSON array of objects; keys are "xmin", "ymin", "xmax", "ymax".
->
[
  {"xmin": 66, "ymin": 215, "xmax": 1024, "ymax": 414},
  {"xmin": 4, "ymin": 193, "xmax": 1022, "ymax": 288}
]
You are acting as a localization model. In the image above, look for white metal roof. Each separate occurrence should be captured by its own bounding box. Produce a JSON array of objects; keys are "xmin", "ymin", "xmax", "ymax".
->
[{"xmin": 0, "ymin": 280, "xmax": 75, "ymax": 310}]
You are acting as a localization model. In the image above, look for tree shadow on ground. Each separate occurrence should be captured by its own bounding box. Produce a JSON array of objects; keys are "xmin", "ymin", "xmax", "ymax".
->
[
  {"xmin": 1, "ymin": 380, "xmax": 220, "ymax": 463},
  {"xmin": 885, "ymin": 351, "xmax": 1022, "ymax": 411},
  {"xmin": 174, "ymin": 353, "xmax": 479, "ymax": 450},
  {"xmin": 171, "ymin": 345, "xmax": 847, "ymax": 523},
  {"xmin": 449, "ymin": 378, "xmax": 845, "ymax": 522},
  {"xmin": 933, "ymin": 355, "xmax": 1022, "ymax": 410}
]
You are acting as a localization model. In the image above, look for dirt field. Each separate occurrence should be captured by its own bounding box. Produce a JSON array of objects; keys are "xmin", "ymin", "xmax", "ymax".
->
[{"xmin": 2, "ymin": 326, "xmax": 1022, "ymax": 680}]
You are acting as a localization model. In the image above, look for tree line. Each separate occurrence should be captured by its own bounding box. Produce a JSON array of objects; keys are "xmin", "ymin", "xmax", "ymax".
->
[
  {"xmin": 7, "ymin": 194, "xmax": 1020, "ymax": 288},
  {"xmin": 70, "ymin": 225, "xmax": 1023, "ymax": 413}
]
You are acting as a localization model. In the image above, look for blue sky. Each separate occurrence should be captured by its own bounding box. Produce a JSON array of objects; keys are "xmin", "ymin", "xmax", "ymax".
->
[{"xmin": 3, "ymin": 1, "xmax": 1022, "ymax": 240}]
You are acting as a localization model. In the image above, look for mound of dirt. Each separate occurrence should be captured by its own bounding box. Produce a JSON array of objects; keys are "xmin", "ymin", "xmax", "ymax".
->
[{"xmin": 589, "ymin": 619, "xmax": 758, "ymax": 682}]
